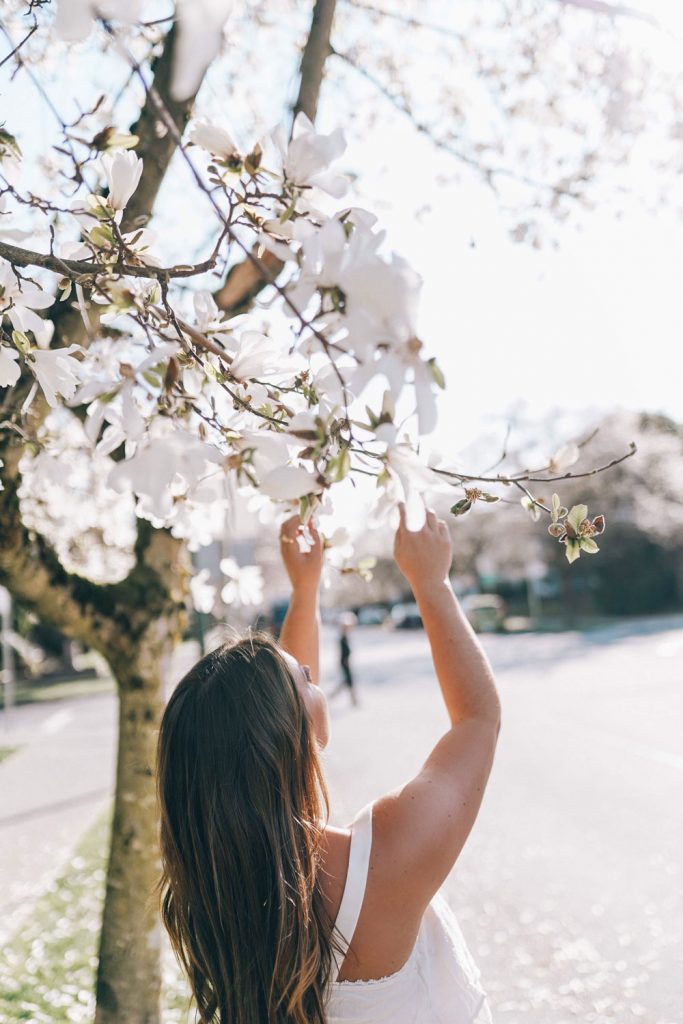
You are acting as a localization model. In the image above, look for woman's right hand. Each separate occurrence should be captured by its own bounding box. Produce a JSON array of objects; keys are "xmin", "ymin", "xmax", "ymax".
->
[{"xmin": 393, "ymin": 503, "xmax": 452, "ymax": 590}]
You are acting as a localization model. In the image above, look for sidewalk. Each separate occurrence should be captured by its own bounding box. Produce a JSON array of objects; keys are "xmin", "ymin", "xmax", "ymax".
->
[{"xmin": 0, "ymin": 695, "xmax": 116, "ymax": 945}]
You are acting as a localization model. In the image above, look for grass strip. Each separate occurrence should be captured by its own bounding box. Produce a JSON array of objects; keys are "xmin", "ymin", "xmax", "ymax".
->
[{"xmin": 0, "ymin": 807, "xmax": 192, "ymax": 1022}]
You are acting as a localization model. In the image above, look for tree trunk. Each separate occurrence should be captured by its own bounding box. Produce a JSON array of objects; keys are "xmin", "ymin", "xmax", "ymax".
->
[{"xmin": 95, "ymin": 669, "xmax": 167, "ymax": 1024}]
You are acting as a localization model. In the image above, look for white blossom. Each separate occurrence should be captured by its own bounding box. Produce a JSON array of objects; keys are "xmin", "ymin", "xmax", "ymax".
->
[
  {"xmin": 108, "ymin": 430, "xmax": 223, "ymax": 521},
  {"xmin": 385, "ymin": 442, "xmax": 441, "ymax": 531},
  {"xmin": 549, "ymin": 442, "xmax": 581, "ymax": 472},
  {"xmin": 259, "ymin": 465, "xmax": 321, "ymax": 501},
  {"xmin": 0, "ymin": 258, "xmax": 54, "ymax": 346},
  {"xmin": 101, "ymin": 151, "xmax": 143, "ymax": 212},
  {"xmin": 171, "ymin": 0, "xmax": 234, "ymax": 101},
  {"xmin": 190, "ymin": 569, "xmax": 217, "ymax": 614},
  {"xmin": 0, "ymin": 346, "xmax": 21, "ymax": 388},
  {"xmin": 277, "ymin": 113, "xmax": 347, "ymax": 198},
  {"xmin": 31, "ymin": 346, "xmax": 84, "ymax": 408},
  {"xmin": 219, "ymin": 557, "xmax": 264, "ymax": 608},
  {"xmin": 190, "ymin": 120, "xmax": 238, "ymax": 159},
  {"xmin": 229, "ymin": 330, "xmax": 296, "ymax": 382}
]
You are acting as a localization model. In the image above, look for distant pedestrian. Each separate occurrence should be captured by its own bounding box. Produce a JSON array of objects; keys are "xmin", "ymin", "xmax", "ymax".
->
[{"xmin": 332, "ymin": 612, "xmax": 358, "ymax": 706}]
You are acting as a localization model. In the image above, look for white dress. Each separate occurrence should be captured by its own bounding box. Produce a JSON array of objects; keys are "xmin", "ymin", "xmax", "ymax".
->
[{"xmin": 326, "ymin": 803, "xmax": 492, "ymax": 1024}]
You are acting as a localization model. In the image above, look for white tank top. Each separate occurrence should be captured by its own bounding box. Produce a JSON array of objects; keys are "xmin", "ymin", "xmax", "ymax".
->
[{"xmin": 326, "ymin": 802, "xmax": 493, "ymax": 1024}]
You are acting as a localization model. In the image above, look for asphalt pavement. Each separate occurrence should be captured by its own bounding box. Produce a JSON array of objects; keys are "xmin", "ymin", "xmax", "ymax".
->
[{"xmin": 1, "ymin": 616, "xmax": 681, "ymax": 1022}]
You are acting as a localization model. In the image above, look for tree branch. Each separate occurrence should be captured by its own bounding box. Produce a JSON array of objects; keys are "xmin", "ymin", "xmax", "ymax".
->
[
  {"xmin": 293, "ymin": 0, "xmax": 338, "ymax": 123},
  {"xmin": 431, "ymin": 443, "xmax": 637, "ymax": 486},
  {"xmin": 121, "ymin": 24, "xmax": 198, "ymax": 232},
  {"xmin": 0, "ymin": 238, "xmax": 224, "ymax": 282}
]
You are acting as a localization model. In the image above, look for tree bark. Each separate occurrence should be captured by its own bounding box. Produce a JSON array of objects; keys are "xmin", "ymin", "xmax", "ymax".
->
[
  {"xmin": 94, "ymin": 637, "xmax": 180, "ymax": 1024},
  {"xmin": 293, "ymin": 0, "xmax": 338, "ymax": 123}
]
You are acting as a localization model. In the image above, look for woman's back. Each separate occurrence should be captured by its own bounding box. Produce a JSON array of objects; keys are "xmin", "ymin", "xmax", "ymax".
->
[{"xmin": 324, "ymin": 803, "xmax": 491, "ymax": 1024}]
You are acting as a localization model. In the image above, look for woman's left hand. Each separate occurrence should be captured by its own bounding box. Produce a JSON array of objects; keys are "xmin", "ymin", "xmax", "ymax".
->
[{"xmin": 279, "ymin": 515, "xmax": 323, "ymax": 594}]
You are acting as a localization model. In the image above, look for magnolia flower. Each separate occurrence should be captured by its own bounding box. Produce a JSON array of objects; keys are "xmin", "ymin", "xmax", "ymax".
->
[
  {"xmin": 385, "ymin": 442, "xmax": 440, "ymax": 530},
  {"xmin": 229, "ymin": 330, "xmax": 296, "ymax": 382},
  {"xmin": 549, "ymin": 442, "xmax": 580, "ymax": 473},
  {"xmin": 0, "ymin": 346, "xmax": 21, "ymax": 388},
  {"xmin": 101, "ymin": 150, "xmax": 143, "ymax": 211},
  {"xmin": 172, "ymin": 0, "xmax": 234, "ymax": 101},
  {"xmin": 0, "ymin": 258, "xmax": 54, "ymax": 346},
  {"xmin": 109, "ymin": 430, "xmax": 223, "ymax": 521},
  {"xmin": 277, "ymin": 113, "xmax": 347, "ymax": 198},
  {"xmin": 190, "ymin": 120, "xmax": 238, "ymax": 160},
  {"xmin": 259, "ymin": 465, "xmax": 321, "ymax": 501},
  {"xmin": 190, "ymin": 568, "xmax": 217, "ymax": 614},
  {"xmin": 30, "ymin": 346, "xmax": 84, "ymax": 408},
  {"xmin": 220, "ymin": 557, "xmax": 264, "ymax": 607}
]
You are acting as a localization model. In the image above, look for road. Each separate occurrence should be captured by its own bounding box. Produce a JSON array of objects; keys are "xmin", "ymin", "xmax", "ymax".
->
[{"xmin": 1, "ymin": 616, "xmax": 681, "ymax": 1023}]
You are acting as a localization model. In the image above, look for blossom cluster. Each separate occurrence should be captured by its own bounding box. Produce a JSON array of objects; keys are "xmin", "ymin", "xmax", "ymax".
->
[
  {"xmin": 0, "ymin": 27, "xmax": 615, "ymax": 597},
  {"xmin": 0, "ymin": 101, "xmax": 455, "ymax": 596}
]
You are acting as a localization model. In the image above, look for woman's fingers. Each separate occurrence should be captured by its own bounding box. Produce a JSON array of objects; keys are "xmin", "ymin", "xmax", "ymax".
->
[
  {"xmin": 425, "ymin": 508, "xmax": 437, "ymax": 529},
  {"xmin": 280, "ymin": 514, "xmax": 300, "ymax": 545},
  {"xmin": 397, "ymin": 501, "xmax": 407, "ymax": 527}
]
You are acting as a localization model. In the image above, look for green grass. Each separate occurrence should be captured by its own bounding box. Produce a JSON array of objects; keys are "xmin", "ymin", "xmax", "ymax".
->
[
  {"xmin": 0, "ymin": 747, "xmax": 18, "ymax": 765},
  {"xmin": 0, "ymin": 809, "xmax": 192, "ymax": 1023}
]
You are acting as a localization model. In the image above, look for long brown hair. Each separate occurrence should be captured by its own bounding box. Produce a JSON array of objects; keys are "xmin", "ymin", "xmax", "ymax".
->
[{"xmin": 157, "ymin": 633, "xmax": 338, "ymax": 1023}]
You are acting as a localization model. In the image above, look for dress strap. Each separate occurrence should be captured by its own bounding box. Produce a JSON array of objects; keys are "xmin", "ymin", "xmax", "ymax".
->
[{"xmin": 331, "ymin": 802, "xmax": 374, "ymax": 980}]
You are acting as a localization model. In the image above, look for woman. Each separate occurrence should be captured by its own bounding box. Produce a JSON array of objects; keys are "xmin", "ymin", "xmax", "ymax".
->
[{"xmin": 157, "ymin": 505, "xmax": 500, "ymax": 1023}]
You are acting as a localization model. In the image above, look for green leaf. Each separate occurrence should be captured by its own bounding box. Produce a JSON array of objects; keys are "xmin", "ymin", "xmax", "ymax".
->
[
  {"xmin": 579, "ymin": 538, "xmax": 599, "ymax": 554},
  {"xmin": 567, "ymin": 504, "xmax": 588, "ymax": 534},
  {"xmin": 450, "ymin": 499, "xmax": 473, "ymax": 516},
  {"xmin": 480, "ymin": 493, "xmax": 500, "ymax": 503},
  {"xmin": 329, "ymin": 448, "xmax": 351, "ymax": 482},
  {"xmin": 565, "ymin": 538, "xmax": 581, "ymax": 564},
  {"xmin": 551, "ymin": 493, "xmax": 561, "ymax": 520},
  {"xmin": 88, "ymin": 224, "xmax": 115, "ymax": 248},
  {"xmin": 428, "ymin": 358, "xmax": 446, "ymax": 389},
  {"xmin": 11, "ymin": 330, "xmax": 30, "ymax": 353}
]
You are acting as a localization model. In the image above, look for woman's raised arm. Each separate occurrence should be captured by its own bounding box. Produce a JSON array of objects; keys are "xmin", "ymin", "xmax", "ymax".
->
[{"xmin": 278, "ymin": 515, "xmax": 323, "ymax": 684}]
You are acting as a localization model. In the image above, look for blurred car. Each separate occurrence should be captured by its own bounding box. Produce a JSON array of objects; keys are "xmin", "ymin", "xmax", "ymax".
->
[
  {"xmin": 356, "ymin": 604, "xmax": 388, "ymax": 626},
  {"xmin": 460, "ymin": 593, "xmax": 506, "ymax": 633},
  {"xmin": 390, "ymin": 602, "xmax": 423, "ymax": 630}
]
